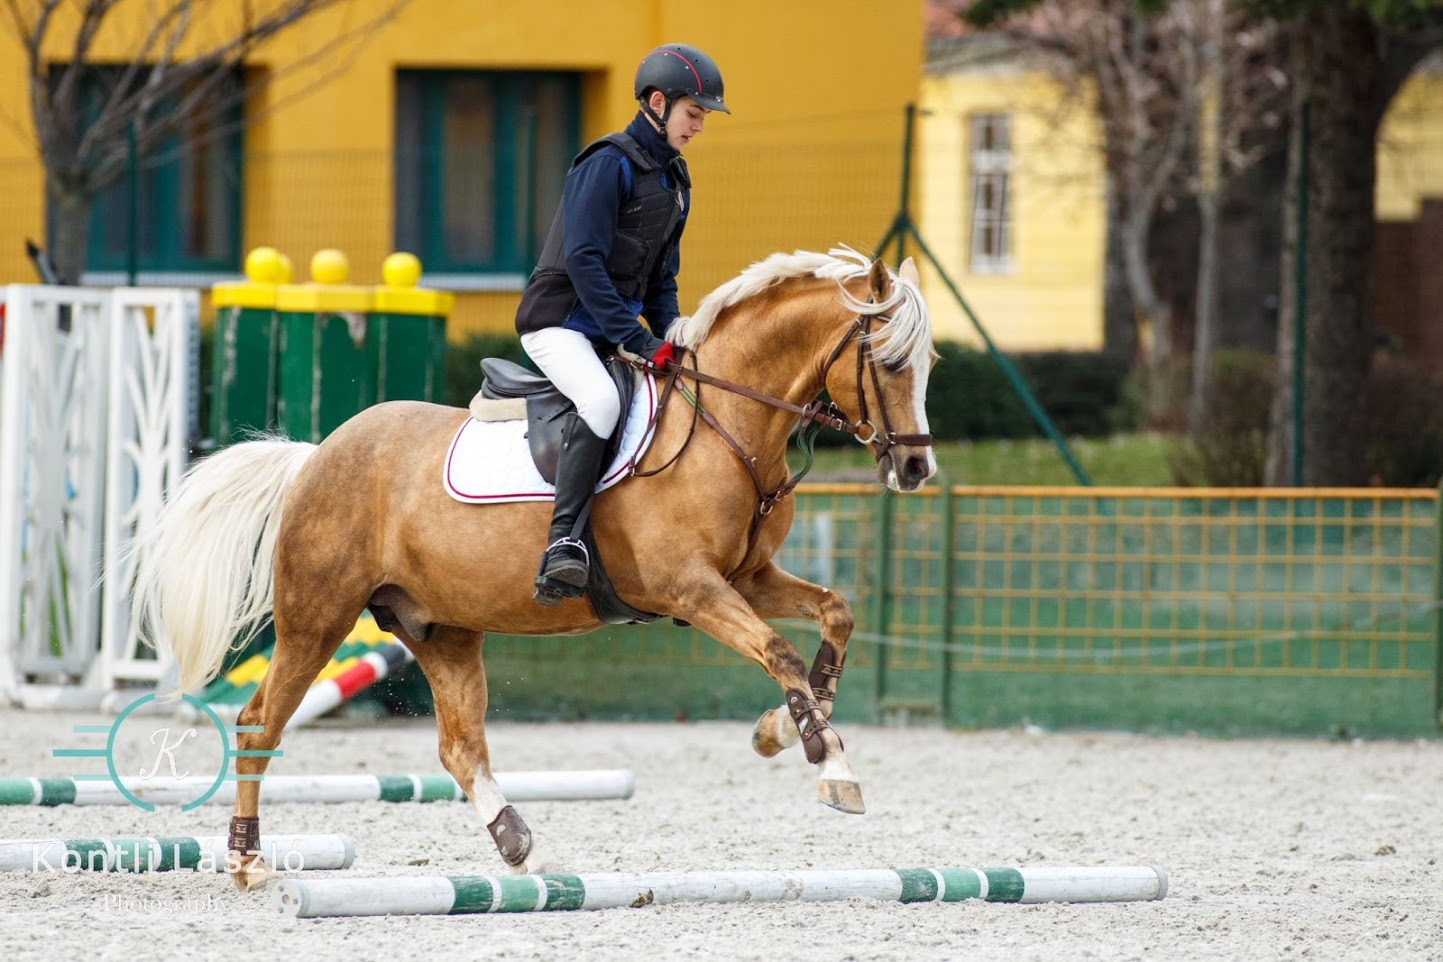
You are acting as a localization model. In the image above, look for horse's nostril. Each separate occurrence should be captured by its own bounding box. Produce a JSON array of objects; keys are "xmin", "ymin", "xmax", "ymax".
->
[{"xmin": 905, "ymin": 456, "xmax": 926, "ymax": 481}]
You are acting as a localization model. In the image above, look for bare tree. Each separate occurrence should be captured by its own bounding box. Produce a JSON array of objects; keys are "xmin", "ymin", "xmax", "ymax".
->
[
  {"xmin": 963, "ymin": 0, "xmax": 1443, "ymax": 484},
  {"xmin": 1091, "ymin": 2, "xmax": 1200, "ymax": 423},
  {"xmin": 3, "ymin": 0, "xmax": 407, "ymax": 283},
  {"xmin": 1263, "ymin": 6, "xmax": 1443, "ymax": 486},
  {"xmin": 990, "ymin": 0, "xmax": 1204, "ymax": 422},
  {"xmin": 955, "ymin": 0, "xmax": 1287, "ymax": 427},
  {"xmin": 1188, "ymin": 2, "xmax": 1287, "ymax": 433}
]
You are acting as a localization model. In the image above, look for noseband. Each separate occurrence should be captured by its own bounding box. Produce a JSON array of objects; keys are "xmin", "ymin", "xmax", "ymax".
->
[
  {"xmin": 626, "ymin": 309, "xmax": 933, "ymax": 578},
  {"xmin": 822, "ymin": 312, "xmax": 936, "ymax": 459}
]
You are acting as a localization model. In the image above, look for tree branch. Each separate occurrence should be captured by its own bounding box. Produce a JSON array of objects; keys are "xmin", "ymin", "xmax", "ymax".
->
[
  {"xmin": 83, "ymin": 0, "xmax": 193, "ymax": 147},
  {"xmin": 74, "ymin": 0, "xmax": 376, "ymax": 185},
  {"xmin": 77, "ymin": 0, "xmax": 199, "ymax": 160},
  {"xmin": 55, "ymin": 0, "xmax": 119, "ymax": 125},
  {"xmin": 83, "ymin": 0, "xmax": 408, "ymax": 192}
]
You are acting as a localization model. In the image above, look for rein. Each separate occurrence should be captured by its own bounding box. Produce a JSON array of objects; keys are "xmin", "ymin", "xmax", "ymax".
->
[{"xmin": 625, "ymin": 309, "xmax": 934, "ymax": 578}]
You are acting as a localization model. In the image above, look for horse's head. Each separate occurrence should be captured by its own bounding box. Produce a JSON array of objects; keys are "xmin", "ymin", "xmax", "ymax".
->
[
  {"xmin": 671, "ymin": 247, "xmax": 938, "ymax": 493},
  {"xmin": 822, "ymin": 254, "xmax": 938, "ymax": 493}
]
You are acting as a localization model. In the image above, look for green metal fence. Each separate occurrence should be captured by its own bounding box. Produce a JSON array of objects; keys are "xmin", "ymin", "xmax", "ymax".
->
[{"xmin": 466, "ymin": 484, "xmax": 1441, "ymax": 738}]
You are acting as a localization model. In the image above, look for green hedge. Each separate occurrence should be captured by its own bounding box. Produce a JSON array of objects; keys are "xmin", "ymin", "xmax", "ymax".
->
[
  {"xmin": 1167, "ymin": 350, "xmax": 1274, "ymax": 486},
  {"xmin": 1362, "ymin": 357, "xmax": 1443, "ymax": 487},
  {"xmin": 444, "ymin": 333, "xmax": 536, "ymax": 409},
  {"xmin": 443, "ymin": 335, "xmax": 1138, "ymax": 443},
  {"xmin": 1166, "ymin": 350, "xmax": 1443, "ymax": 489},
  {"xmin": 925, "ymin": 344, "xmax": 1137, "ymax": 441},
  {"xmin": 197, "ymin": 324, "xmax": 1134, "ymax": 448}
]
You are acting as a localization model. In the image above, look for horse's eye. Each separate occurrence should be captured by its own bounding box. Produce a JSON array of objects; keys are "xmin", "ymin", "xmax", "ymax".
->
[{"xmin": 882, "ymin": 357, "xmax": 907, "ymax": 374}]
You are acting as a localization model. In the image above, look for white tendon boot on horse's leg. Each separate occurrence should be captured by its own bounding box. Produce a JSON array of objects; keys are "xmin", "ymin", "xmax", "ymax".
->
[
  {"xmin": 784, "ymin": 689, "xmax": 865, "ymax": 814},
  {"xmin": 471, "ymin": 778, "xmax": 552, "ymax": 875}
]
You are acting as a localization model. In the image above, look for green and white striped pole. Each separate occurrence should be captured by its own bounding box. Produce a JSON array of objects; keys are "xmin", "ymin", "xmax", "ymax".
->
[
  {"xmin": 273, "ymin": 865, "xmax": 1167, "ymax": 918},
  {"xmin": 1, "ymin": 834, "xmax": 354, "ymax": 873},
  {"xmin": 0, "ymin": 770, "xmax": 634, "ymax": 807}
]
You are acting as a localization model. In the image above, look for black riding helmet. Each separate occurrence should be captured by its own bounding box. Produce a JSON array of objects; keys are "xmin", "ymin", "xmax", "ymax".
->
[{"xmin": 634, "ymin": 43, "xmax": 730, "ymax": 132}]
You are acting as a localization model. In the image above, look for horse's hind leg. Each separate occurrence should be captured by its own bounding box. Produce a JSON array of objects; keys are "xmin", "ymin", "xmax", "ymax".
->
[
  {"xmin": 734, "ymin": 562, "xmax": 854, "ymax": 758},
  {"xmin": 228, "ymin": 601, "xmax": 356, "ymax": 891},
  {"xmin": 681, "ymin": 573, "xmax": 864, "ymax": 814},
  {"xmin": 409, "ymin": 625, "xmax": 549, "ymax": 874}
]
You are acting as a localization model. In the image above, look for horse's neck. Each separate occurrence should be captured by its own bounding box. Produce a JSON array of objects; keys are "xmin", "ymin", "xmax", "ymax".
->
[{"xmin": 689, "ymin": 287, "xmax": 847, "ymax": 471}]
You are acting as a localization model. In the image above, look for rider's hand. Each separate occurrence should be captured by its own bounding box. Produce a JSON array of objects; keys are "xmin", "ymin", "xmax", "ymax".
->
[{"xmin": 648, "ymin": 342, "xmax": 676, "ymax": 371}]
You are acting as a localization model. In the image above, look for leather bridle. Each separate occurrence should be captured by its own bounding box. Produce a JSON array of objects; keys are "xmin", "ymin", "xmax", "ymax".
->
[{"xmin": 625, "ymin": 308, "xmax": 933, "ymax": 577}]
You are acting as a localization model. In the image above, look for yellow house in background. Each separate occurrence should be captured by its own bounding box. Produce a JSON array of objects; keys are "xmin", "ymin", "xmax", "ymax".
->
[
  {"xmin": 917, "ymin": 38, "xmax": 1105, "ymax": 350},
  {"xmin": 1376, "ymin": 54, "xmax": 1443, "ymax": 221},
  {"xmin": 918, "ymin": 38, "xmax": 1443, "ymax": 354},
  {"xmin": 0, "ymin": 0, "xmax": 921, "ymax": 339}
]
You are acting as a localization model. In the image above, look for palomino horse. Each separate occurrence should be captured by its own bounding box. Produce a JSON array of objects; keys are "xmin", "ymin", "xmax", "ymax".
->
[{"xmin": 131, "ymin": 248, "xmax": 936, "ymax": 890}]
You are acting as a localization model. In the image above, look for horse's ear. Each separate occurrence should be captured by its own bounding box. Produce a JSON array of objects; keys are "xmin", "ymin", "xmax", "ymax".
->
[
  {"xmin": 867, "ymin": 257, "xmax": 890, "ymax": 301},
  {"xmin": 899, "ymin": 257, "xmax": 920, "ymax": 287}
]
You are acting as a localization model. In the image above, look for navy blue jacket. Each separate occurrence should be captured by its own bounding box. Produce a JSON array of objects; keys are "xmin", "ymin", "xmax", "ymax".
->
[{"xmin": 558, "ymin": 113, "xmax": 689, "ymax": 357}]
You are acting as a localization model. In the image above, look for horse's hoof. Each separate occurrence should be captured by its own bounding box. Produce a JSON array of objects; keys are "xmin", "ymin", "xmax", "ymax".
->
[
  {"xmin": 751, "ymin": 706, "xmax": 798, "ymax": 758},
  {"xmin": 752, "ymin": 728, "xmax": 784, "ymax": 757},
  {"xmin": 229, "ymin": 854, "xmax": 274, "ymax": 892},
  {"xmin": 506, "ymin": 842, "xmax": 553, "ymax": 876},
  {"xmin": 751, "ymin": 709, "xmax": 787, "ymax": 757},
  {"xmin": 818, "ymin": 778, "xmax": 866, "ymax": 815}
]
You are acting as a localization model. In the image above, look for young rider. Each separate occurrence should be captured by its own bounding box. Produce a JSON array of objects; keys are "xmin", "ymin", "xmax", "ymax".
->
[{"xmin": 514, "ymin": 43, "xmax": 729, "ymax": 606}]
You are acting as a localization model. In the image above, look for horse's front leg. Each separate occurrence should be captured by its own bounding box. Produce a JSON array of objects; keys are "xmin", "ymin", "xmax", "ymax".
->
[
  {"xmin": 733, "ymin": 562, "xmax": 854, "ymax": 760},
  {"xmin": 409, "ymin": 625, "xmax": 551, "ymax": 874},
  {"xmin": 681, "ymin": 573, "xmax": 864, "ymax": 814}
]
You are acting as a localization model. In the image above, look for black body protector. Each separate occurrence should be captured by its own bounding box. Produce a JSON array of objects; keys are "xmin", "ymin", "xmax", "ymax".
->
[
  {"xmin": 522, "ymin": 132, "xmax": 687, "ymax": 606},
  {"xmin": 514, "ymin": 132, "xmax": 688, "ymax": 337}
]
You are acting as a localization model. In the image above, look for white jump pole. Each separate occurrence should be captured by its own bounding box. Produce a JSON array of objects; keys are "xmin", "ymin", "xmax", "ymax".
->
[
  {"xmin": 0, "ymin": 770, "xmax": 635, "ymax": 806},
  {"xmin": 273, "ymin": 865, "xmax": 1168, "ymax": 918},
  {"xmin": 1, "ymin": 834, "xmax": 355, "ymax": 873}
]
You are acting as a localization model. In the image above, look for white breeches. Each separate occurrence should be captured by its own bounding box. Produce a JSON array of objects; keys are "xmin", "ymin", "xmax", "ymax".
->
[{"xmin": 520, "ymin": 328, "xmax": 622, "ymax": 438}]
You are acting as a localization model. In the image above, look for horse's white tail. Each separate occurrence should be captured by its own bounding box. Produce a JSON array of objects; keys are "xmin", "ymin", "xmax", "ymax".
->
[{"xmin": 130, "ymin": 438, "xmax": 318, "ymax": 697}]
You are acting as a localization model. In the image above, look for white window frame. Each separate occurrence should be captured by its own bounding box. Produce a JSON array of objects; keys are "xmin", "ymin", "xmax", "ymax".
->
[{"xmin": 968, "ymin": 113, "xmax": 1014, "ymax": 274}]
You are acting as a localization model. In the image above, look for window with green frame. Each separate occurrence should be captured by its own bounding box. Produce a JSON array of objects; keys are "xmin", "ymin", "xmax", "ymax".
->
[
  {"xmin": 395, "ymin": 70, "xmax": 581, "ymax": 275},
  {"xmin": 79, "ymin": 69, "xmax": 243, "ymax": 274}
]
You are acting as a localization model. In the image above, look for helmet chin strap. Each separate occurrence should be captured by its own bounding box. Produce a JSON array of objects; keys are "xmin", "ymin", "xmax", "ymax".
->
[{"xmin": 640, "ymin": 95, "xmax": 673, "ymax": 135}]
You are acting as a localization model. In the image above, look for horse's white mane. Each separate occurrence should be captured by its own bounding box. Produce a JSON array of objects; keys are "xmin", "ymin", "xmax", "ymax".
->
[{"xmin": 668, "ymin": 246, "xmax": 934, "ymax": 371}]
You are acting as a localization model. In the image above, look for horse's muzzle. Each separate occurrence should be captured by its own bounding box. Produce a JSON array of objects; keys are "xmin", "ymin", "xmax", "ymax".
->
[{"xmin": 878, "ymin": 449, "xmax": 934, "ymax": 493}]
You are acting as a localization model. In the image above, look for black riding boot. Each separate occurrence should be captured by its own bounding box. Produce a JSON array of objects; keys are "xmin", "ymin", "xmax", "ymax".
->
[{"xmin": 533, "ymin": 413, "xmax": 609, "ymax": 606}]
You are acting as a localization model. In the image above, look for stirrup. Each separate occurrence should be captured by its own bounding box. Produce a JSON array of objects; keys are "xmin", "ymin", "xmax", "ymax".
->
[{"xmin": 540, "ymin": 537, "xmax": 590, "ymax": 586}]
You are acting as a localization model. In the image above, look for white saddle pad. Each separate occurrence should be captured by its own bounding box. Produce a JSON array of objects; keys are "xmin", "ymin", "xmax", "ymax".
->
[{"xmin": 443, "ymin": 373, "xmax": 659, "ymax": 504}]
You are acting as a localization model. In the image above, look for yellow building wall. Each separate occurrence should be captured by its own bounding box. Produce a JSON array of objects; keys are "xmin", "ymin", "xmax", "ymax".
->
[
  {"xmin": 1376, "ymin": 67, "xmax": 1443, "ymax": 221},
  {"xmin": 0, "ymin": 0, "xmax": 921, "ymax": 340},
  {"xmin": 916, "ymin": 69, "xmax": 1105, "ymax": 351},
  {"xmin": 920, "ymin": 60, "xmax": 1443, "ymax": 353}
]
